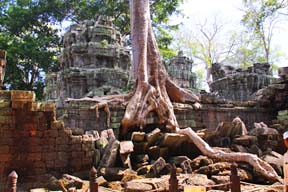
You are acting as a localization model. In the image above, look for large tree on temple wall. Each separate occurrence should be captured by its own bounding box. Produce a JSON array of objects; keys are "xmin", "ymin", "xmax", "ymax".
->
[
  {"xmin": 69, "ymin": 0, "xmax": 281, "ymax": 182},
  {"xmin": 120, "ymin": 0, "xmax": 281, "ymax": 183}
]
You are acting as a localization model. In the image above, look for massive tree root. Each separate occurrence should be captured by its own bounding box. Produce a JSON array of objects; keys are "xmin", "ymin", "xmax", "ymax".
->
[
  {"xmin": 66, "ymin": 0, "xmax": 281, "ymax": 182},
  {"xmin": 177, "ymin": 128, "xmax": 281, "ymax": 182},
  {"xmin": 119, "ymin": 0, "xmax": 281, "ymax": 183},
  {"xmin": 121, "ymin": 0, "xmax": 200, "ymax": 134}
]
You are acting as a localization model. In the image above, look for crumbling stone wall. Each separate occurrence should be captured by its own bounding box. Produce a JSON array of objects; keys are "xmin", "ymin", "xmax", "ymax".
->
[
  {"xmin": 0, "ymin": 91, "xmax": 96, "ymax": 186},
  {"xmin": 63, "ymin": 101, "xmax": 276, "ymax": 135},
  {"xmin": 45, "ymin": 15, "xmax": 131, "ymax": 107},
  {"xmin": 209, "ymin": 63, "xmax": 276, "ymax": 101},
  {"xmin": 166, "ymin": 51, "xmax": 197, "ymax": 89}
]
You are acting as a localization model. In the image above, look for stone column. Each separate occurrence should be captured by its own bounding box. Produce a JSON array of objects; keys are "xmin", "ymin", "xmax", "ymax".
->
[{"xmin": 0, "ymin": 50, "xmax": 6, "ymax": 89}]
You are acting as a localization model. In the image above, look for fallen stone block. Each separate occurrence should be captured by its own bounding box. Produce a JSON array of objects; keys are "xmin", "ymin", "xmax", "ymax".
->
[
  {"xmin": 125, "ymin": 181, "xmax": 153, "ymax": 192},
  {"xmin": 131, "ymin": 132, "xmax": 145, "ymax": 142},
  {"xmin": 146, "ymin": 128, "xmax": 162, "ymax": 146},
  {"xmin": 151, "ymin": 157, "xmax": 167, "ymax": 177},
  {"xmin": 120, "ymin": 141, "xmax": 134, "ymax": 154}
]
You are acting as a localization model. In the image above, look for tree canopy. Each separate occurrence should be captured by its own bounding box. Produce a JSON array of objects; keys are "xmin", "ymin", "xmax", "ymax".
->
[{"xmin": 0, "ymin": 0, "xmax": 182, "ymax": 99}]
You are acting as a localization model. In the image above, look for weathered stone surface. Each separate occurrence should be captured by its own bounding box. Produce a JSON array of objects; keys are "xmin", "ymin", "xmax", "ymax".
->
[
  {"xmin": 60, "ymin": 174, "xmax": 84, "ymax": 190},
  {"xmin": 166, "ymin": 51, "xmax": 197, "ymax": 89},
  {"xmin": 181, "ymin": 159, "xmax": 193, "ymax": 173},
  {"xmin": 209, "ymin": 62, "xmax": 275, "ymax": 101},
  {"xmin": 151, "ymin": 157, "xmax": 167, "ymax": 177},
  {"xmin": 250, "ymin": 122, "xmax": 279, "ymax": 136},
  {"xmin": 262, "ymin": 151, "xmax": 283, "ymax": 175},
  {"xmin": 125, "ymin": 181, "xmax": 153, "ymax": 192},
  {"xmin": 147, "ymin": 146, "xmax": 160, "ymax": 160},
  {"xmin": 99, "ymin": 138, "xmax": 120, "ymax": 168},
  {"xmin": 169, "ymin": 156, "xmax": 191, "ymax": 166},
  {"xmin": 99, "ymin": 167, "xmax": 125, "ymax": 181},
  {"xmin": 190, "ymin": 156, "xmax": 214, "ymax": 170},
  {"xmin": 195, "ymin": 162, "xmax": 232, "ymax": 175},
  {"xmin": 146, "ymin": 128, "xmax": 162, "ymax": 146},
  {"xmin": 96, "ymin": 176, "xmax": 108, "ymax": 186},
  {"xmin": 232, "ymin": 135, "xmax": 258, "ymax": 147},
  {"xmin": 210, "ymin": 175, "xmax": 230, "ymax": 191},
  {"xmin": 120, "ymin": 141, "xmax": 134, "ymax": 154},
  {"xmin": 45, "ymin": 15, "xmax": 131, "ymax": 105},
  {"xmin": 131, "ymin": 132, "xmax": 145, "ymax": 142},
  {"xmin": 161, "ymin": 133, "xmax": 187, "ymax": 147}
]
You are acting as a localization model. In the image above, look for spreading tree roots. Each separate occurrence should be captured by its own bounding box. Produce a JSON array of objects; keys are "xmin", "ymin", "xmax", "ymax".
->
[{"xmin": 66, "ymin": 0, "xmax": 281, "ymax": 183}]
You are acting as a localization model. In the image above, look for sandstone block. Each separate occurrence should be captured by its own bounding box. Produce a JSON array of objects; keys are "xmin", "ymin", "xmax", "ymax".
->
[
  {"xmin": 120, "ymin": 141, "xmax": 134, "ymax": 154},
  {"xmin": 96, "ymin": 176, "xmax": 108, "ymax": 186},
  {"xmin": 99, "ymin": 139, "xmax": 120, "ymax": 168},
  {"xmin": 161, "ymin": 133, "xmax": 187, "ymax": 147},
  {"xmin": 146, "ymin": 128, "xmax": 162, "ymax": 146},
  {"xmin": 0, "ymin": 145, "xmax": 9, "ymax": 153},
  {"xmin": 11, "ymin": 90, "xmax": 35, "ymax": 101},
  {"xmin": 56, "ymin": 137, "xmax": 69, "ymax": 145},
  {"xmin": 151, "ymin": 157, "xmax": 166, "ymax": 176},
  {"xmin": 131, "ymin": 132, "xmax": 145, "ymax": 142},
  {"xmin": 169, "ymin": 156, "xmax": 191, "ymax": 166},
  {"xmin": 51, "ymin": 121, "xmax": 64, "ymax": 130},
  {"xmin": 125, "ymin": 182, "xmax": 153, "ymax": 192},
  {"xmin": 0, "ymin": 154, "xmax": 11, "ymax": 161},
  {"xmin": 147, "ymin": 146, "xmax": 160, "ymax": 160},
  {"xmin": 133, "ymin": 142, "xmax": 148, "ymax": 155},
  {"xmin": 44, "ymin": 130, "xmax": 58, "ymax": 138},
  {"xmin": 99, "ymin": 167, "xmax": 125, "ymax": 181}
]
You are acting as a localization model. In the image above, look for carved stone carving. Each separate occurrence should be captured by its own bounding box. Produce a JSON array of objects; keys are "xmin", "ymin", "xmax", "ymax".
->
[
  {"xmin": 209, "ymin": 63, "xmax": 276, "ymax": 101},
  {"xmin": 45, "ymin": 15, "xmax": 131, "ymax": 106}
]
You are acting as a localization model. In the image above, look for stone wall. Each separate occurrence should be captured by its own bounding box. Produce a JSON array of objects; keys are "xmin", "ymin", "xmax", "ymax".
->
[
  {"xmin": 45, "ymin": 15, "xmax": 131, "ymax": 106},
  {"xmin": 0, "ymin": 91, "xmax": 96, "ymax": 187},
  {"xmin": 63, "ymin": 101, "xmax": 276, "ymax": 136},
  {"xmin": 209, "ymin": 63, "xmax": 276, "ymax": 101},
  {"xmin": 166, "ymin": 51, "xmax": 197, "ymax": 89}
]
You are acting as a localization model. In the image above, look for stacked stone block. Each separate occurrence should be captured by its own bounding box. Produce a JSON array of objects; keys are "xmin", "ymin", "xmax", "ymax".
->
[
  {"xmin": 45, "ymin": 15, "xmax": 131, "ymax": 106},
  {"xmin": 0, "ymin": 91, "xmax": 96, "ymax": 187},
  {"xmin": 209, "ymin": 63, "xmax": 276, "ymax": 101}
]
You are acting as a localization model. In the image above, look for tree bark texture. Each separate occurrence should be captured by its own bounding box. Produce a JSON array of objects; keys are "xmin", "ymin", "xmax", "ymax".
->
[
  {"xmin": 121, "ymin": 0, "xmax": 200, "ymax": 134},
  {"xmin": 122, "ymin": 0, "xmax": 280, "ymax": 183},
  {"xmin": 67, "ymin": 0, "xmax": 281, "ymax": 182}
]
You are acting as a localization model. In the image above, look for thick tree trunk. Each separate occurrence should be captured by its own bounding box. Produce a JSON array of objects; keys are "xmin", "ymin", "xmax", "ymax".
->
[
  {"xmin": 121, "ymin": 0, "xmax": 280, "ymax": 183},
  {"xmin": 121, "ymin": 0, "xmax": 200, "ymax": 134},
  {"xmin": 67, "ymin": 0, "xmax": 281, "ymax": 182}
]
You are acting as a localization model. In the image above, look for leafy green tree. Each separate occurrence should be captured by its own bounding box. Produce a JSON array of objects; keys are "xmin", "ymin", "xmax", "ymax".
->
[
  {"xmin": 0, "ymin": 0, "xmax": 181, "ymax": 99},
  {"xmin": 241, "ymin": 0, "xmax": 287, "ymax": 63},
  {"xmin": 0, "ymin": 0, "xmax": 60, "ymax": 100}
]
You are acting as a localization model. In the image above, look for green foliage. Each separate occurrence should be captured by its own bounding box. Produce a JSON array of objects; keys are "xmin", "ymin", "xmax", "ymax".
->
[
  {"xmin": 0, "ymin": 0, "xmax": 60, "ymax": 100},
  {"xmin": 241, "ymin": 0, "xmax": 287, "ymax": 63},
  {"xmin": 0, "ymin": 0, "xmax": 182, "ymax": 99}
]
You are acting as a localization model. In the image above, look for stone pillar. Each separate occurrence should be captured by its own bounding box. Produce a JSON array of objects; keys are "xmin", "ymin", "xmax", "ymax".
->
[
  {"xmin": 90, "ymin": 167, "xmax": 98, "ymax": 192},
  {"xmin": 230, "ymin": 163, "xmax": 241, "ymax": 192},
  {"xmin": 7, "ymin": 171, "xmax": 18, "ymax": 192},
  {"xmin": 0, "ymin": 50, "xmax": 6, "ymax": 89},
  {"xmin": 169, "ymin": 164, "xmax": 178, "ymax": 192}
]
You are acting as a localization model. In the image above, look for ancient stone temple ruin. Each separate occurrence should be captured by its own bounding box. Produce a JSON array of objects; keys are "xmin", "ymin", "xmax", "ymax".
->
[
  {"xmin": 209, "ymin": 62, "xmax": 276, "ymax": 101},
  {"xmin": 1, "ymin": 12, "xmax": 288, "ymax": 191},
  {"xmin": 166, "ymin": 51, "xmax": 197, "ymax": 89},
  {"xmin": 45, "ymin": 15, "xmax": 131, "ymax": 107}
]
